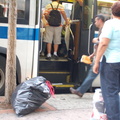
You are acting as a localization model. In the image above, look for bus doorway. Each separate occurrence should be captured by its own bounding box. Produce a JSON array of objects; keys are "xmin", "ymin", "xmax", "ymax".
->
[
  {"xmin": 38, "ymin": 0, "xmax": 117, "ymax": 90},
  {"xmin": 77, "ymin": 0, "xmax": 117, "ymax": 89},
  {"xmin": 39, "ymin": 0, "xmax": 96, "ymax": 89},
  {"xmin": 39, "ymin": 0, "xmax": 79, "ymax": 88}
]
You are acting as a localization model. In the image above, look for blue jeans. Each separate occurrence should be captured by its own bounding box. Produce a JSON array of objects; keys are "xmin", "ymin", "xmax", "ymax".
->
[
  {"xmin": 77, "ymin": 64, "xmax": 99, "ymax": 94},
  {"xmin": 100, "ymin": 56, "xmax": 120, "ymax": 120}
]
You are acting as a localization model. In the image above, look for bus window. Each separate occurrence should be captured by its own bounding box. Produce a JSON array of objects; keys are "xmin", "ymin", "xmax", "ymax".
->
[
  {"xmin": 17, "ymin": 0, "xmax": 25, "ymax": 19},
  {"xmin": 62, "ymin": 2, "xmax": 73, "ymax": 18},
  {"xmin": 83, "ymin": 0, "xmax": 92, "ymax": 29},
  {"xmin": 0, "ymin": 0, "xmax": 29, "ymax": 24},
  {"xmin": 97, "ymin": 0, "xmax": 115, "ymax": 20},
  {"xmin": 0, "ymin": 0, "xmax": 7, "ymax": 17},
  {"xmin": 0, "ymin": 0, "xmax": 25, "ymax": 18}
]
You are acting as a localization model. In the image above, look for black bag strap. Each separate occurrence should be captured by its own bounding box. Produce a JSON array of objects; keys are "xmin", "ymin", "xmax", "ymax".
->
[
  {"xmin": 56, "ymin": 3, "xmax": 59, "ymax": 10},
  {"xmin": 50, "ymin": 3, "xmax": 59, "ymax": 10},
  {"xmin": 50, "ymin": 3, "xmax": 54, "ymax": 10}
]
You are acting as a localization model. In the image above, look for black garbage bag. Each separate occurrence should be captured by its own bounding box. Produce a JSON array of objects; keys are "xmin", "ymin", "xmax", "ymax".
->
[{"xmin": 11, "ymin": 76, "xmax": 54, "ymax": 117}]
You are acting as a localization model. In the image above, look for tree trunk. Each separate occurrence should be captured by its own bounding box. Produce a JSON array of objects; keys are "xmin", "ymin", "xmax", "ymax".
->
[{"xmin": 5, "ymin": 0, "xmax": 17, "ymax": 103}]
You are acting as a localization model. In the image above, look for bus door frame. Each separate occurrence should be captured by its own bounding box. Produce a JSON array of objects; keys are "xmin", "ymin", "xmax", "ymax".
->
[{"xmin": 74, "ymin": 0, "xmax": 98, "ymax": 86}]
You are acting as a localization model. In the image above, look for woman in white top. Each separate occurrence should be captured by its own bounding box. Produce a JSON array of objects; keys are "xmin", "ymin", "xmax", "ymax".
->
[{"xmin": 93, "ymin": 1, "xmax": 120, "ymax": 120}]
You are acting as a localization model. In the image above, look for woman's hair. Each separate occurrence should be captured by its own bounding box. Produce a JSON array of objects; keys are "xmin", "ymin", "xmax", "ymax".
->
[{"xmin": 111, "ymin": 1, "xmax": 120, "ymax": 17}]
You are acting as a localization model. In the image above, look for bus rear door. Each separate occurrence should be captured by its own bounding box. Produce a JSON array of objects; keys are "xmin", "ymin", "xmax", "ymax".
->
[
  {"xmin": 39, "ymin": 0, "xmax": 97, "ymax": 89},
  {"xmin": 71, "ymin": 0, "xmax": 97, "ymax": 88}
]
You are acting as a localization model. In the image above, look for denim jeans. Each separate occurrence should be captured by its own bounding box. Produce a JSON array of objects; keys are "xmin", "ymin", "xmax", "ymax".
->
[
  {"xmin": 100, "ymin": 56, "xmax": 120, "ymax": 120},
  {"xmin": 77, "ymin": 64, "xmax": 99, "ymax": 94}
]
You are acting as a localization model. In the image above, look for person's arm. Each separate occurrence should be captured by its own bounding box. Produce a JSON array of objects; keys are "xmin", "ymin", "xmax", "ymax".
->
[
  {"xmin": 89, "ymin": 37, "xmax": 99, "ymax": 59},
  {"xmin": 44, "ymin": 11, "xmax": 49, "ymax": 20},
  {"xmin": 93, "ymin": 37, "xmax": 110, "ymax": 74},
  {"xmin": 89, "ymin": 44, "xmax": 98, "ymax": 59},
  {"xmin": 92, "ymin": 38, "xmax": 99, "ymax": 44},
  {"xmin": 44, "ymin": 5, "xmax": 50, "ymax": 21}
]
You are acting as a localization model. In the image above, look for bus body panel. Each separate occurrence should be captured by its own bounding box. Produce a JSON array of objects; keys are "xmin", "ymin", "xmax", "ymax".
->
[{"xmin": 0, "ymin": 0, "xmax": 40, "ymax": 85}]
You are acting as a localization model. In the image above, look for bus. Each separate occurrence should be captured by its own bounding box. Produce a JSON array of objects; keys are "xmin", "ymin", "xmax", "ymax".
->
[{"xmin": 0, "ymin": 0, "xmax": 117, "ymax": 95}]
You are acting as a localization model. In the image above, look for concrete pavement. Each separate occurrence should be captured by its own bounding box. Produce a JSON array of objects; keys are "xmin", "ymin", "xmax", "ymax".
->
[{"xmin": 0, "ymin": 93, "xmax": 94, "ymax": 120}]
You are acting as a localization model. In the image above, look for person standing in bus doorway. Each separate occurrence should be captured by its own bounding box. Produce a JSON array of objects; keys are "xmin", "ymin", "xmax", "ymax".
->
[
  {"xmin": 93, "ymin": 2, "xmax": 120, "ymax": 120},
  {"xmin": 70, "ymin": 14, "xmax": 105, "ymax": 98},
  {"xmin": 70, "ymin": 0, "xmax": 83, "ymax": 20},
  {"xmin": 44, "ymin": 0, "xmax": 69, "ymax": 60},
  {"xmin": 67, "ymin": 0, "xmax": 83, "ymax": 59}
]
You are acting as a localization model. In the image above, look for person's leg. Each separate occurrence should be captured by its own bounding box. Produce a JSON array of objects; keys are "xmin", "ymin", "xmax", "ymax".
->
[
  {"xmin": 100, "ymin": 56, "xmax": 120, "ymax": 120},
  {"xmin": 47, "ymin": 43, "xmax": 52, "ymax": 56},
  {"xmin": 42, "ymin": 42, "xmax": 46, "ymax": 53},
  {"xmin": 53, "ymin": 44, "xmax": 58, "ymax": 54},
  {"xmin": 40, "ymin": 41, "xmax": 46, "ymax": 56},
  {"xmin": 44, "ymin": 26, "xmax": 53, "ymax": 59},
  {"xmin": 70, "ymin": 64, "xmax": 98, "ymax": 97},
  {"xmin": 76, "ymin": 64, "xmax": 98, "ymax": 94}
]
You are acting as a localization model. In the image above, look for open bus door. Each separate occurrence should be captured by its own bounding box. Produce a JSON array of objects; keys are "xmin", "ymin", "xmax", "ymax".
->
[
  {"xmin": 39, "ymin": 0, "xmax": 74, "ymax": 89},
  {"xmin": 39, "ymin": 0, "xmax": 97, "ymax": 90},
  {"xmin": 38, "ymin": 0, "xmax": 115, "ymax": 88},
  {"xmin": 77, "ymin": 0, "xmax": 116, "ymax": 89},
  {"xmin": 71, "ymin": 0, "xmax": 97, "ymax": 88}
]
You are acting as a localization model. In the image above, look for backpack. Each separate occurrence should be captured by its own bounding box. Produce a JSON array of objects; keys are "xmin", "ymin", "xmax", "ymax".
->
[{"xmin": 48, "ymin": 3, "xmax": 61, "ymax": 27}]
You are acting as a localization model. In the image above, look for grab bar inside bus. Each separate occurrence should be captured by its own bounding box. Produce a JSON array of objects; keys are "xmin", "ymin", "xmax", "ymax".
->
[
  {"xmin": 70, "ymin": 19, "xmax": 79, "ymax": 23},
  {"xmin": 88, "ymin": 23, "xmax": 93, "ymax": 55}
]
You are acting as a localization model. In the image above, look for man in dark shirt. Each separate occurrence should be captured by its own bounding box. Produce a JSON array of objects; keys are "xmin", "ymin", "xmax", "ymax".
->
[
  {"xmin": 68, "ymin": 0, "xmax": 83, "ymax": 59},
  {"xmin": 70, "ymin": 0, "xmax": 83, "ymax": 20}
]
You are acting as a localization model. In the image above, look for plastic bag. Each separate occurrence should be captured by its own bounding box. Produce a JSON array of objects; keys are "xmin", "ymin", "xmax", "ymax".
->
[
  {"xmin": 90, "ymin": 88, "xmax": 108, "ymax": 120},
  {"xmin": 11, "ymin": 76, "xmax": 54, "ymax": 116}
]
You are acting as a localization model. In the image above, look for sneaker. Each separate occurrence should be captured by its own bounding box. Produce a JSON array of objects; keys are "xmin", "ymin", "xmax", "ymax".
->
[
  {"xmin": 46, "ymin": 53, "xmax": 52, "ymax": 60},
  {"xmin": 53, "ymin": 54, "xmax": 59, "ymax": 60},
  {"xmin": 70, "ymin": 87, "xmax": 83, "ymax": 97},
  {"xmin": 46, "ymin": 54, "xmax": 52, "ymax": 60},
  {"xmin": 40, "ymin": 52, "xmax": 45, "ymax": 56},
  {"xmin": 46, "ymin": 56, "xmax": 51, "ymax": 60}
]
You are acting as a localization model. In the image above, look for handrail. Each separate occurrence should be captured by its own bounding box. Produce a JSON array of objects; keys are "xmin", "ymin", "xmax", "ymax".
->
[
  {"xmin": 39, "ymin": 20, "xmax": 44, "ymax": 54},
  {"xmin": 88, "ymin": 23, "xmax": 93, "ymax": 55}
]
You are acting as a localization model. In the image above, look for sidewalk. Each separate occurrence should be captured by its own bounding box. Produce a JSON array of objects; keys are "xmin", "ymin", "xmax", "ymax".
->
[{"xmin": 0, "ymin": 93, "xmax": 93, "ymax": 120}]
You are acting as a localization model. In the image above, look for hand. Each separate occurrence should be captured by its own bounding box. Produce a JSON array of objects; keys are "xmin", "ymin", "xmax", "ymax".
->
[
  {"xmin": 92, "ymin": 38, "xmax": 99, "ymax": 44},
  {"xmin": 93, "ymin": 63, "xmax": 99, "ymax": 74},
  {"xmin": 89, "ymin": 54, "xmax": 94, "ymax": 59},
  {"xmin": 65, "ymin": 18, "xmax": 70, "ymax": 26}
]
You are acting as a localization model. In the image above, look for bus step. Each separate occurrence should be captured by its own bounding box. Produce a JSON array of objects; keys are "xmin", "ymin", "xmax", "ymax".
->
[
  {"xmin": 39, "ymin": 71, "xmax": 71, "ymax": 83},
  {"xmin": 39, "ymin": 58, "xmax": 71, "ymax": 71},
  {"xmin": 52, "ymin": 83, "xmax": 75, "ymax": 88}
]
